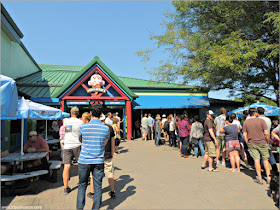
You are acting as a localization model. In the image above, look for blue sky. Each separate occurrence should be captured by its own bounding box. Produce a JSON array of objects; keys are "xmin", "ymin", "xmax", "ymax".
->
[{"xmin": 3, "ymin": 1, "xmax": 231, "ymax": 100}]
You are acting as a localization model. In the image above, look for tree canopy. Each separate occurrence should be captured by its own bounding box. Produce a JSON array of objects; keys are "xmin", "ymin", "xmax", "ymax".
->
[{"xmin": 137, "ymin": 1, "xmax": 279, "ymax": 105}]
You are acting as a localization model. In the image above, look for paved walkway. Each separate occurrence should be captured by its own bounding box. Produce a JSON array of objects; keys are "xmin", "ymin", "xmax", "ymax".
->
[{"xmin": 2, "ymin": 138, "xmax": 278, "ymax": 209}]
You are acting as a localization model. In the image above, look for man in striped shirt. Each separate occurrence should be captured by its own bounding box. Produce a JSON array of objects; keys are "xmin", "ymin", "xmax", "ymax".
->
[{"xmin": 76, "ymin": 104, "xmax": 109, "ymax": 210}]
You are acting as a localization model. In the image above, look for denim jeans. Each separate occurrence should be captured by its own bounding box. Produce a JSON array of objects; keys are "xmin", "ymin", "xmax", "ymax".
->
[
  {"xmin": 169, "ymin": 131, "xmax": 176, "ymax": 147},
  {"xmin": 194, "ymin": 138, "xmax": 204, "ymax": 157},
  {"xmin": 181, "ymin": 136, "xmax": 190, "ymax": 156},
  {"xmin": 77, "ymin": 163, "xmax": 104, "ymax": 210},
  {"xmin": 155, "ymin": 130, "xmax": 161, "ymax": 146}
]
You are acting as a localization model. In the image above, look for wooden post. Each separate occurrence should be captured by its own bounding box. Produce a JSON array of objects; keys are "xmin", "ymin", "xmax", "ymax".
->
[
  {"xmin": 60, "ymin": 100, "xmax": 65, "ymax": 112},
  {"xmin": 126, "ymin": 100, "xmax": 132, "ymax": 140}
]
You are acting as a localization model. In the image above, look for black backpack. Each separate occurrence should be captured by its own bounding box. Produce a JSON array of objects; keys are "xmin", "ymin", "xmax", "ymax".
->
[{"xmin": 163, "ymin": 121, "xmax": 169, "ymax": 132}]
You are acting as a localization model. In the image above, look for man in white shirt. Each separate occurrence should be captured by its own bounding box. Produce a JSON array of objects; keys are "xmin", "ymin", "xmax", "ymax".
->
[
  {"xmin": 62, "ymin": 106, "xmax": 84, "ymax": 195},
  {"xmin": 141, "ymin": 114, "xmax": 149, "ymax": 141},
  {"xmin": 105, "ymin": 112, "xmax": 113, "ymax": 126}
]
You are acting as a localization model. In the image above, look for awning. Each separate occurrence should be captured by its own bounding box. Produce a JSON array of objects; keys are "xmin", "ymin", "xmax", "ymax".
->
[{"xmin": 132, "ymin": 95, "xmax": 210, "ymax": 109}]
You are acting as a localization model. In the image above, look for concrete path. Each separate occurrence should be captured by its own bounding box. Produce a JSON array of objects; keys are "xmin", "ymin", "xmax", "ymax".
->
[{"xmin": 1, "ymin": 138, "xmax": 278, "ymax": 209}]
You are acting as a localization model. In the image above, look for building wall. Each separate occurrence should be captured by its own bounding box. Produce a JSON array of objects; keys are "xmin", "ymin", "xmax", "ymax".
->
[{"xmin": 1, "ymin": 30, "xmax": 39, "ymax": 79}]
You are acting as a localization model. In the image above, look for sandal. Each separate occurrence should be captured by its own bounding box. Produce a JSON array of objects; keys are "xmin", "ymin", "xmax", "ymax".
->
[
  {"xmin": 201, "ymin": 165, "xmax": 207, "ymax": 169},
  {"xmin": 254, "ymin": 178, "xmax": 263, "ymax": 185},
  {"xmin": 208, "ymin": 168, "xmax": 218, "ymax": 172}
]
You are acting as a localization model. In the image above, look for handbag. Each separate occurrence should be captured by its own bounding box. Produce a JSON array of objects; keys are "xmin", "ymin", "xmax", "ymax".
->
[{"xmin": 191, "ymin": 137, "xmax": 198, "ymax": 147}]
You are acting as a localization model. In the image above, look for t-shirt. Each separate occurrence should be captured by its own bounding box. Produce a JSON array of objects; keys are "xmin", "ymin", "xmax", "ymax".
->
[
  {"xmin": 258, "ymin": 116, "xmax": 272, "ymax": 132},
  {"xmin": 141, "ymin": 117, "xmax": 149, "ymax": 128},
  {"xmin": 204, "ymin": 118, "xmax": 215, "ymax": 142},
  {"xmin": 214, "ymin": 114, "xmax": 226, "ymax": 136},
  {"xmin": 116, "ymin": 116, "xmax": 121, "ymax": 122},
  {"xmin": 169, "ymin": 121, "xmax": 174, "ymax": 132},
  {"xmin": 232, "ymin": 120, "xmax": 242, "ymax": 130},
  {"xmin": 155, "ymin": 120, "xmax": 161, "ymax": 131},
  {"xmin": 161, "ymin": 118, "xmax": 167, "ymax": 127},
  {"xmin": 64, "ymin": 117, "xmax": 84, "ymax": 149},
  {"xmin": 59, "ymin": 125, "xmax": 65, "ymax": 140},
  {"xmin": 52, "ymin": 121, "xmax": 59, "ymax": 132},
  {"xmin": 273, "ymin": 125, "xmax": 280, "ymax": 134},
  {"xmin": 224, "ymin": 124, "xmax": 239, "ymax": 142},
  {"xmin": 148, "ymin": 117, "xmax": 154, "ymax": 127},
  {"xmin": 23, "ymin": 137, "xmax": 49, "ymax": 156},
  {"xmin": 78, "ymin": 119, "xmax": 110, "ymax": 164},
  {"xmin": 105, "ymin": 117, "xmax": 113, "ymax": 126},
  {"xmin": 243, "ymin": 118, "xmax": 268, "ymax": 145},
  {"xmin": 104, "ymin": 124, "xmax": 114, "ymax": 160}
]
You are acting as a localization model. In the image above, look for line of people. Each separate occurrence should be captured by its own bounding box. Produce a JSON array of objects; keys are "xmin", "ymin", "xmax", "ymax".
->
[
  {"xmin": 60, "ymin": 106, "xmax": 124, "ymax": 209},
  {"xmin": 142, "ymin": 107, "xmax": 279, "ymax": 184}
]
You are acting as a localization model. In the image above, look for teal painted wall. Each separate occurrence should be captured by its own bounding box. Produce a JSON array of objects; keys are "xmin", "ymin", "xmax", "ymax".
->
[{"xmin": 1, "ymin": 30, "xmax": 39, "ymax": 79}]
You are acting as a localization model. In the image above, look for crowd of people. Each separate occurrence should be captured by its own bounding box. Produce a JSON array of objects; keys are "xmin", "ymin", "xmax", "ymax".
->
[
  {"xmin": 2, "ymin": 103, "xmax": 279, "ymax": 208},
  {"xmin": 140, "ymin": 107, "xmax": 279, "ymax": 183}
]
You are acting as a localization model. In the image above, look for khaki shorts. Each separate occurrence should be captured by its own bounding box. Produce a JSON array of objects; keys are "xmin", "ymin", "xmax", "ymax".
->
[
  {"xmin": 149, "ymin": 126, "xmax": 154, "ymax": 134},
  {"xmin": 217, "ymin": 136, "xmax": 226, "ymax": 150},
  {"xmin": 142, "ymin": 127, "xmax": 149, "ymax": 134},
  {"xmin": 63, "ymin": 147, "xmax": 81, "ymax": 165},
  {"xmin": 204, "ymin": 141, "xmax": 216, "ymax": 157},
  {"xmin": 248, "ymin": 144, "xmax": 270, "ymax": 161},
  {"xmin": 104, "ymin": 158, "xmax": 114, "ymax": 178}
]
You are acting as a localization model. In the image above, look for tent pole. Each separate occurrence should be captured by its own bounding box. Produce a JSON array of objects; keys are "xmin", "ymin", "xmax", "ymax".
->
[
  {"xmin": 21, "ymin": 119, "xmax": 24, "ymax": 155},
  {"xmin": 45, "ymin": 120, "xmax": 48, "ymax": 141}
]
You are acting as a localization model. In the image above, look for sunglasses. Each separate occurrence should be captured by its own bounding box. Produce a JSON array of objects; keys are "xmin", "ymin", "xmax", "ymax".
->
[{"xmin": 29, "ymin": 135, "xmax": 35, "ymax": 138}]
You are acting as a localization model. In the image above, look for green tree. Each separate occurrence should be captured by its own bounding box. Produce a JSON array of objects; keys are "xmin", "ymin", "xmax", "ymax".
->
[{"xmin": 137, "ymin": 1, "xmax": 279, "ymax": 105}]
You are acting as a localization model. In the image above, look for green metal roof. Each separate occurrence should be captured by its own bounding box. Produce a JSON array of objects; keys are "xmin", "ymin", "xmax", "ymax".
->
[{"xmin": 16, "ymin": 59, "xmax": 201, "ymax": 98}]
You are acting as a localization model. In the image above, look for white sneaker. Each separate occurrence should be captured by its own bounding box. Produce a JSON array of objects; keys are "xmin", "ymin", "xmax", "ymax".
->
[
  {"xmin": 222, "ymin": 162, "xmax": 226, "ymax": 166},
  {"xmin": 216, "ymin": 161, "xmax": 221, "ymax": 165},
  {"xmin": 246, "ymin": 165, "xmax": 251, "ymax": 169}
]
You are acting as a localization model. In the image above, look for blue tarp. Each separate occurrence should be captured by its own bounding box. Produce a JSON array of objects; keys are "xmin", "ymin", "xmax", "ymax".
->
[
  {"xmin": 228, "ymin": 102, "xmax": 280, "ymax": 117},
  {"xmin": 1, "ymin": 75, "xmax": 18, "ymax": 118},
  {"xmin": 1, "ymin": 97, "xmax": 62, "ymax": 120},
  {"xmin": 62, "ymin": 112, "xmax": 70, "ymax": 118},
  {"xmin": 1, "ymin": 97, "xmax": 63, "ymax": 155},
  {"xmin": 132, "ymin": 95, "xmax": 210, "ymax": 109}
]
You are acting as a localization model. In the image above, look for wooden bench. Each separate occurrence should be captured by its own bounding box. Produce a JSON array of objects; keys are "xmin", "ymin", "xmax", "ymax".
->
[
  {"xmin": 1, "ymin": 170, "xmax": 49, "ymax": 196},
  {"xmin": 48, "ymin": 160, "xmax": 62, "ymax": 183},
  {"xmin": 1, "ymin": 170, "xmax": 49, "ymax": 182}
]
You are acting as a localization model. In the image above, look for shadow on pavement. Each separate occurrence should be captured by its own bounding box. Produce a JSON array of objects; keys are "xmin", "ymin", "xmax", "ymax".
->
[
  {"xmin": 119, "ymin": 149, "xmax": 129, "ymax": 154},
  {"xmin": 114, "ymin": 166, "xmax": 122, "ymax": 171},
  {"xmin": 101, "ymin": 175, "xmax": 136, "ymax": 209}
]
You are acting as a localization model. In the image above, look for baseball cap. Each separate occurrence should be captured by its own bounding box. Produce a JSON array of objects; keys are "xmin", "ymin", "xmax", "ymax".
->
[
  {"xmin": 162, "ymin": 114, "xmax": 166, "ymax": 118},
  {"xmin": 99, "ymin": 113, "xmax": 105, "ymax": 121},
  {"xmin": 206, "ymin": 110, "xmax": 214, "ymax": 116},
  {"xmin": 29, "ymin": 131, "xmax": 37, "ymax": 136}
]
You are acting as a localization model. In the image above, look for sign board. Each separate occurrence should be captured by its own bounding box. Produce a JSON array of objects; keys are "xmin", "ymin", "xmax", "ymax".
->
[{"xmin": 87, "ymin": 73, "xmax": 106, "ymax": 95}]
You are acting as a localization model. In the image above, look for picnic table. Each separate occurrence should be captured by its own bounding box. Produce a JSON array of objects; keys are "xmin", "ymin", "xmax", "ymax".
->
[
  {"xmin": 1, "ymin": 152, "xmax": 47, "ymax": 173},
  {"xmin": 47, "ymin": 139, "xmax": 60, "ymax": 145}
]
